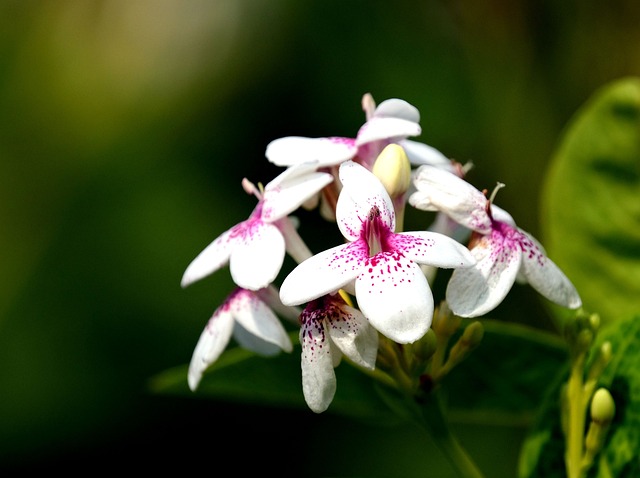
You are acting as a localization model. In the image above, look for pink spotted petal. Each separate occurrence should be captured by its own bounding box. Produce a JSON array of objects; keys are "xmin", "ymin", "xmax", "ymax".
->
[
  {"xmin": 355, "ymin": 253, "xmax": 434, "ymax": 344},
  {"xmin": 409, "ymin": 165, "xmax": 492, "ymax": 234},
  {"xmin": 336, "ymin": 160, "xmax": 395, "ymax": 241},
  {"xmin": 518, "ymin": 229, "xmax": 582, "ymax": 309},
  {"xmin": 327, "ymin": 304, "xmax": 378, "ymax": 370},
  {"xmin": 446, "ymin": 233, "xmax": 522, "ymax": 317},
  {"xmin": 390, "ymin": 231, "xmax": 476, "ymax": 269},
  {"xmin": 300, "ymin": 320, "xmax": 337, "ymax": 413},
  {"xmin": 279, "ymin": 241, "xmax": 367, "ymax": 306}
]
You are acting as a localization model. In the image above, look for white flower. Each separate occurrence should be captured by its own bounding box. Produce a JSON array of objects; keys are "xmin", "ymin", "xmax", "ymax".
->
[
  {"xmin": 280, "ymin": 160, "xmax": 476, "ymax": 344},
  {"xmin": 188, "ymin": 286, "xmax": 297, "ymax": 391},
  {"xmin": 265, "ymin": 94, "xmax": 425, "ymax": 171},
  {"xmin": 409, "ymin": 165, "xmax": 583, "ymax": 317},
  {"xmin": 181, "ymin": 162, "xmax": 333, "ymax": 290},
  {"xmin": 299, "ymin": 293, "xmax": 378, "ymax": 413}
]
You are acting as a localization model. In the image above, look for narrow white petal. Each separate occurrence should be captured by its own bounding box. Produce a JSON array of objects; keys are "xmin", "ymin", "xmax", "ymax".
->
[
  {"xmin": 232, "ymin": 289, "xmax": 293, "ymax": 353},
  {"xmin": 229, "ymin": 222, "xmax": 285, "ymax": 290},
  {"xmin": 400, "ymin": 139, "xmax": 453, "ymax": 171},
  {"xmin": 409, "ymin": 165, "xmax": 492, "ymax": 233},
  {"xmin": 446, "ymin": 234, "xmax": 522, "ymax": 317},
  {"xmin": 279, "ymin": 241, "xmax": 367, "ymax": 306},
  {"xmin": 262, "ymin": 168, "xmax": 333, "ymax": 222},
  {"xmin": 181, "ymin": 228, "xmax": 235, "ymax": 288},
  {"xmin": 355, "ymin": 117, "xmax": 421, "ymax": 147},
  {"xmin": 336, "ymin": 160, "xmax": 395, "ymax": 240},
  {"xmin": 355, "ymin": 253, "xmax": 434, "ymax": 344},
  {"xmin": 300, "ymin": 322, "xmax": 337, "ymax": 413},
  {"xmin": 328, "ymin": 305, "xmax": 378, "ymax": 370},
  {"xmin": 518, "ymin": 230, "xmax": 582, "ymax": 309},
  {"xmin": 187, "ymin": 309, "xmax": 235, "ymax": 391},
  {"xmin": 265, "ymin": 136, "xmax": 356, "ymax": 167},
  {"xmin": 390, "ymin": 231, "xmax": 476, "ymax": 269}
]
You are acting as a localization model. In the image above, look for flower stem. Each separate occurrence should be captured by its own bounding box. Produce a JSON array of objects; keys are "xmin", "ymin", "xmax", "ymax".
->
[
  {"xmin": 415, "ymin": 392, "xmax": 486, "ymax": 478},
  {"xmin": 565, "ymin": 354, "xmax": 587, "ymax": 478}
]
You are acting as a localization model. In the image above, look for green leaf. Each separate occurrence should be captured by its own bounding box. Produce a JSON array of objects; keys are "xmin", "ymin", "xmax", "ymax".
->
[
  {"xmin": 518, "ymin": 313, "xmax": 640, "ymax": 478},
  {"xmin": 541, "ymin": 77, "xmax": 640, "ymax": 326},
  {"xmin": 151, "ymin": 321, "xmax": 568, "ymax": 428},
  {"xmin": 149, "ymin": 331, "xmax": 401, "ymax": 424}
]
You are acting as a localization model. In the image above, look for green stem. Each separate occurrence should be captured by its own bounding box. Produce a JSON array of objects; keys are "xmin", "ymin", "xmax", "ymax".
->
[
  {"xmin": 414, "ymin": 391, "xmax": 486, "ymax": 478},
  {"xmin": 566, "ymin": 355, "xmax": 587, "ymax": 478}
]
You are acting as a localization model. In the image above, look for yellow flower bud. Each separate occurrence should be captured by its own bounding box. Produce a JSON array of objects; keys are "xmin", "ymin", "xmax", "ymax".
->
[{"xmin": 372, "ymin": 144, "xmax": 411, "ymax": 199}]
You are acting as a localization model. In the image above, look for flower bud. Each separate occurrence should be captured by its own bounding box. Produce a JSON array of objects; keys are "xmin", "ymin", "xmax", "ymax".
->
[
  {"xmin": 444, "ymin": 321, "xmax": 484, "ymax": 370},
  {"xmin": 413, "ymin": 328, "xmax": 438, "ymax": 362},
  {"xmin": 590, "ymin": 387, "xmax": 615, "ymax": 424},
  {"xmin": 583, "ymin": 387, "xmax": 615, "ymax": 469},
  {"xmin": 372, "ymin": 144, "xmax": 411, "ymax": 199}
]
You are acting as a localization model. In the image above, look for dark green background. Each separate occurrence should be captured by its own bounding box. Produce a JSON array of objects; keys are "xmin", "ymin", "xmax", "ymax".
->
[{"xmin": 2, "ymin": 1, "xmax": 639, "ymax": 476}]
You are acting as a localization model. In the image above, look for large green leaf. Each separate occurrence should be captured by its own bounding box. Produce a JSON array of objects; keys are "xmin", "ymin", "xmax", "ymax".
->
[
  {"xmin": 518, "ymin": 313, "xmax": 640, "ymax": 478},
  {"xmin": 541, "ymin": 77, "xmax": 640, "ymax": 325},
  {"xmin": 151, "ymin": 320, "xmax": 567, "ymax": 427}
]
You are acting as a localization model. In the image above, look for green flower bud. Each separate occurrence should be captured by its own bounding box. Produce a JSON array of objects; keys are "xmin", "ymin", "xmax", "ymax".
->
[
  {"xmin": 590, "ymin": 387, "xmax": 615, "ymax": 424},
  {"xmin": 583, "ymin": 387, "xmax": 615, "ymax": 470}
]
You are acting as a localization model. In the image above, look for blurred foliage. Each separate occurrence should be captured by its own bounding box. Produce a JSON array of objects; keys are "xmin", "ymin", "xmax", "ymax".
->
[
  {"xmin": 2, "ymin": 0, "xmax": 640, "ymax": 476},
  {"xmin": 519, "ymin": 313, "xmax": 640, "ymax": 478},
  {"xmin": 542, "ymin": 77, "xmax": 640, "ymax": 326}
]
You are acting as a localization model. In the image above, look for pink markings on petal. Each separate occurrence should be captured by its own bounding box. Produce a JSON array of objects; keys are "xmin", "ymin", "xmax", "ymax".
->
[
  {"xmin": 361, "ymin": 251, "xmax": 412, "ymax": 292},
  {"xmin": 328, "ymin": 136, "xmax": 356, "ymax": 147},
  {"xmin": 300, "ymin": 295, "xmax": 357, "ymax": 363},
  {"xmin": 389, "ymin": 234, "xmax": 435, "ymax": 259}
]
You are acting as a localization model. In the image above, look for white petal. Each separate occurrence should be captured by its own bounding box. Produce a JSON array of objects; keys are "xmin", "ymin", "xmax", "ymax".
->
[
  {"xmin": 233, "ymin": 323, "xmax": 283, "ymax": 356},
  {"xmin": 262, "ymin": 165, "xmax": 333, "ymax": 221},
  {"xmin": 355, "ymin": 117, "xmax": 421, "ymax": 147},
  {"xmin": 256, "ymin": 285, "xmax": 302, "ymax": 324},
  {"xmin": 336, "ymin": 160, "xmax": 395, "ymax": 240},
  {"xmin": 229, "ymin": 222, "xmax": 285, "ymax": 290},
  {"xmin": 427, "ymin": 211, "xmax": 472, "ymax": 244},
  {"xmin": 390, "ymin": 231, "xmax": 476, "ymax": 268},
  {"xmin": 355, "ymin": 253, "xmax": 434, "ymax": 344},
  {"xmin": 400, "ymin": 139, "xmax": 453, "ymax": 171},
  {"xmin": 446, "ymin": 234, "xmax": 521, "ymax": 317},
  {"xmin": 409, "ymin": 165, "xmax": 492, "ymax": 233},
  {"xmin": 300, "ymin": 321, "xmax": 337, "ymax": 413},
  {"xmin": 518, "ymin": 230, "xmax": 582, "ymax": 309},
  {"xmin": 181, "ymin": 227, "xmax": 235, "ymax": 288},
  {"xmin": 232, "ymin": 289, "xmax": 293, "ymax": 353},
  {"xmin": 373, "ymin": 98, "xmax": 420, "ymax": 123},
  {"xmin": 490, "ymin": 204, "xmax": 516, "ymax": 227},
  {"xmin": 279, "ymin": 241, "xmax": 366, "ymax": 306},
  {"xmin": 187, "ymin": 308, "xmax": 235, "ymax": 391},
  {"xmin": 265, "ymin": 136, "xmax": 356, "ymax": 167},
  {"xmin": 328, "ymin": 305, "xmax": 378, "ymax": 370}
]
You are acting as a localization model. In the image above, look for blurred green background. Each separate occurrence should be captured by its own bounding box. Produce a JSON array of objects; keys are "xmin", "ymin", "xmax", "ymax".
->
[{"xmin": 2, "ymin": 1, "xmax": 640, "ymax": 475}]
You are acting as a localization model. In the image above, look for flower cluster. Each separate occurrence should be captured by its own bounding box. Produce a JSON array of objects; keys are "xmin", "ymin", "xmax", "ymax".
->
[{"xmin": 181, "ymin": 93, "xmax": 582, "ymax": 413}]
